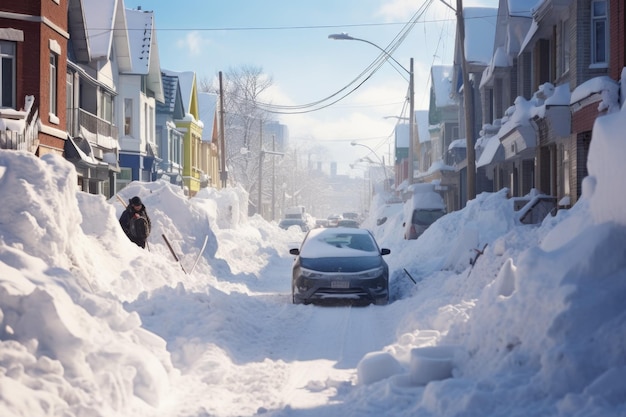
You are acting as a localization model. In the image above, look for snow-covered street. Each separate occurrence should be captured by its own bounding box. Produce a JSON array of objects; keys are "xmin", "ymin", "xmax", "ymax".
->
[{"xmin": 1, "ymin": 103, "xmax": 626, "ymax": 417}]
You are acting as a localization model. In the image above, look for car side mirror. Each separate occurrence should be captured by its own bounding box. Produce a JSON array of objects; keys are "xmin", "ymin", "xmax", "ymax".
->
[
  {"xmin": 289, "ymin": 248, "xmax": 300, "ymax": 255},
  {"xmin": 381, "ymin": 248, "xmax": 391, "ymax": 256}
]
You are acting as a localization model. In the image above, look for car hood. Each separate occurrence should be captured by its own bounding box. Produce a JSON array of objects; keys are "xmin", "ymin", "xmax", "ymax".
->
[{"xmin": 299, "ymin": 256, "xmax": 383, "ymax": 273}]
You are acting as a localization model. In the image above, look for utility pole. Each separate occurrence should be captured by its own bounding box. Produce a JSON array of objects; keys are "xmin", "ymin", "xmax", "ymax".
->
[
  {"xmin": 218, "ymin": 72, "xmax": 227, "ymax": 188},
  {"xmin": 456, "ymin": 0, "xmax": 476, "ymax": 201},
  {"xmin": 271, "ymin": 134, "xmax": 276, "ymax": 221},
  {"xmin": 408, "ymin": 57, "xmax": 415, "ymax": 185}
]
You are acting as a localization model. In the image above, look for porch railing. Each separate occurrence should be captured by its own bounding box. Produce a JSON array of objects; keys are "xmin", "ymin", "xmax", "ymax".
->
[
  {"xmin": 0, "ymin": 96, "xmax": 39, "ymax": 152},
  {"xmin": 76, "ymin": 108, "xmax": 119, "ymax": 150}
]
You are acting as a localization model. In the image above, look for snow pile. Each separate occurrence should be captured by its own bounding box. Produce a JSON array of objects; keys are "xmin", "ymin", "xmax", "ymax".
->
[{"xmin": 0, "ymin": 101, "xmax": 624, "ymax": 417}]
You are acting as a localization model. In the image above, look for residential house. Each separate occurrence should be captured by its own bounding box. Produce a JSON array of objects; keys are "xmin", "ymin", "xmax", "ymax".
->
[
  {"xmin": 198, "ymin": 91, "xmax": 221, "ymax": 189},
  {"xmin": 163, "ymin": 70, "xmax": 203, "ymax": 196},
  {"xmin": 477, "ymin": 0, "xmax": 538, "ymax": 200},
  {"xmin": 566, "ymin": 0, "xmax": 624, "ymax": 206},
  {"xmin": 65, "ymin": 0, "xmax": 126, "ymax": 196},
  {"xmin": 419, "ymin": 65, "xmax": 461, "ymax": 211},
  {"xmin": 393, "ymin": 122, "xmax": 409, "ymax": 191},
  {"xmin": 117, "ymin": 7, "xmax": 164, "ymax": 190},
  {"xmin": 451, "ymin": 7, "xmax": 498, "ymax": 207},
  {"xmin": 477, "ymin": 0, "xmax": 624, "ymax": 211},
  {"xmin": 0, "ymin": 0, "xmax": 68, "ymax": 156},
  {"xmin": 155, "ymin": 71, "xmax": 185, "ymax": 189}
]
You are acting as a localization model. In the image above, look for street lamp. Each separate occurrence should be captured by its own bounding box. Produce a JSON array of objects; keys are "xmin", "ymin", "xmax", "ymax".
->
[
  {"xmin": 329, "ymin": 33, "xmax": 415, "ymax": 184},
  {"xmin": 350, "ymin": 141, "xmax": 390, "ymax": 193}
]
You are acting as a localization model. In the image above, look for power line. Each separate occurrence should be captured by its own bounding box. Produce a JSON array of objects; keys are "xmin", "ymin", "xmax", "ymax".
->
[{"xmin": 251, "ymin": 0, "xmax": 435, "ymax": 114}]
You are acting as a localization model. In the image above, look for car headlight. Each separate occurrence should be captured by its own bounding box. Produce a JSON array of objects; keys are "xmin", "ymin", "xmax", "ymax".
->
[
  {"xmin": 353, "ymin": 266, "xmax": 384, "ymax": 279},
  {"xmin": 300, "ymin": 267, "xmax": 325, "ymax": 279}
]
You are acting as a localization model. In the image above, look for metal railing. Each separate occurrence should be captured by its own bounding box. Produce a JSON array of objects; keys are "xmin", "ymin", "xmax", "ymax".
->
[
  {"xmin": 77, "ymin": 108, "xmax": 118, "ymax": 148},
  {"xmin": 0, "ymin": 103, "xmax": 39, "ymax": 152}
]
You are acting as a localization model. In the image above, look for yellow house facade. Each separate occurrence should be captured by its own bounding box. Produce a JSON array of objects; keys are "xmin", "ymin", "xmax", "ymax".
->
[
  {"xmin": 163, "ymin": 70, "xmax": 203, "ymax": 196},
  {"xmin": 198, "ymin": 92, "xmax": 221, "ymax": 189}
]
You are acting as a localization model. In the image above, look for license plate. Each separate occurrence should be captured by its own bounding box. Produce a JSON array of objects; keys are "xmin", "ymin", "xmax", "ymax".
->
[{"xmin": 331, "ymin": 281, "xmax": 349, "ymax": 289}]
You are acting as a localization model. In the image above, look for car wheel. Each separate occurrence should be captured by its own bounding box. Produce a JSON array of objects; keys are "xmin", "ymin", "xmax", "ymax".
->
[
  {"xmin": 373, "ymin": 293, "xmax": 389, "ymax": 306},
  {"xmin": 292, "ymin": 287, "xmax": 303, "ymax": 305}
]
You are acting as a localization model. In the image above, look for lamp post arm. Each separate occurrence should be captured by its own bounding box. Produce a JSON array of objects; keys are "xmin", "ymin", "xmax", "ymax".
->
[
  {"xmin": 328, "ymin": 33, "xmax": 409, "ymax": 79},
  {"xmin": 351, "ymin": 141, "xmax": 390, "ymax": 190}
]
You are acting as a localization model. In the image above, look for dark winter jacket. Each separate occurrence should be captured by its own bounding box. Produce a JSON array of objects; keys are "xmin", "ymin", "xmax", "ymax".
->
[{"xmin": 119, "ymin": 204, "xmax": 151, "ymax": 248}]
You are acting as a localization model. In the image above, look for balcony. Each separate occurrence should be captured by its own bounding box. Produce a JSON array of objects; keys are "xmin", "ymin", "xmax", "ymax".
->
[{"xmin": 71, "ymin": 108, "xmax": 119, "ymax": 151}]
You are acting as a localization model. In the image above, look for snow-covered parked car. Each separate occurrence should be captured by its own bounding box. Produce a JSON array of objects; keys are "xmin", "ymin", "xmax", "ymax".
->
[
  {"xmin": 403, "ymin": 183, "xmax": 447, "ymax": 240},
  {"xmin": 290, "ymin": 227, "xmax": 390, "ymax": 305}
]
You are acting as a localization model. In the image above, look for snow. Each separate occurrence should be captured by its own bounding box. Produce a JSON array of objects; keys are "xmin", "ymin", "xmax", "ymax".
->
[
  {"xmin": 126, "ymin": 9, "xmax": 154, "ymax": 74},
  {"xmin": 82, "ymin": 0, "xmax": 118, "ymax": 59},
  {"xmin": 1, "ymin": 103, "xmax": 626, "ymax": 416},
  {"xmin": 464, "ymin": 8, "xmax": 498, "ymax": 66},
  {"xmin": 431, "ymin": 66, "xmax": 455, "ymax": 108}
]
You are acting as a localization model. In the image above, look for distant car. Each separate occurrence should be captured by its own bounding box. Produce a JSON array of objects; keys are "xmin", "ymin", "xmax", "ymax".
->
[
  {"xmin": 326, "ymin": 214, "xmax": 343, "ymax": 227},
  {"xmin": 315, "ymin": 219, "xmax": 329, "ymax": 228},
  {"xmin": 290, "ymin": 227, "xmax": 390, "ymax": 305},
  {"xmin": 279, "ymin": 218, "xmax": 309, "ymax": 232},
  {"xmin": 336, "ymin": 219, "xmax": 359, "ymax": 228},
  {"xmin": 342, "ymin": 212, "xmax": 360, "ymax": 221}
]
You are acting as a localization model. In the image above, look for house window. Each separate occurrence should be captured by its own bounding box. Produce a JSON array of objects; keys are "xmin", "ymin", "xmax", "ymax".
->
[
  {"xmin": 0, "ymin": 41, "xmax": 16, "ymax": 108},
  {"xmin": 117, "ymin": 167, "xmax": 132, "ymax": 191},
  {"xmin": 66, "ymin": 72, "xmax": 74, "ymax": 132},
  {"xmin": 149, "ymin": 106, "xmax": 154, "ymax": 142},
  {"xmin": 562, "ymin": 147, "xmax": 570, "ymax": 195},
  {"xmin": 144, "ymin": 102, "xmax": 148, "ymax": 144},
  {"xmin": 591, "ymin": 0, "xmax": 608, "ymax": 65},
  {"xmin": 124, "ymin": 98, "xmax": 132, "ymax": 136},
  {"xmin": 99, "ymin": 91, "xmax": 113, "ymax": 123},
  {"xmin": 49, "ymin": 53, "xmax": 58, "ymax": 115}
]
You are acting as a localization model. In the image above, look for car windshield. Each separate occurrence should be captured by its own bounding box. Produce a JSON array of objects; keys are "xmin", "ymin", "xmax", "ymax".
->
[
  {"xmin": 280, "ymin": 219, "xmax": 304, "ymax": 227},
  {"xmin": 300, "ymin": 229, "xmax": 378, "ymax": 257},
  {"xmin": 411, "ymin": 208, "xmax": 446, "ymax": 225}
]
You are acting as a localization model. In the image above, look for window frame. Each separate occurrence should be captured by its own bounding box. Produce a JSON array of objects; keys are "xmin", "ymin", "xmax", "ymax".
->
[
  {"xmin": 558, "ymin": 19, "xmax": 570, "ymax": 76},
  {"xmin": 590, "ymin": 0, "xmax": 608, "ymax": 67},
  {"xmin": 124, "ymin": 98, "xmax": 133, "ymax": 136},
  {"xmin": 0, "ymin": 41, "xmax": 16, "ymax": 108},
  {"xmin": 49, "ymin": 52, "xmax": 58, "ymax": 115}
]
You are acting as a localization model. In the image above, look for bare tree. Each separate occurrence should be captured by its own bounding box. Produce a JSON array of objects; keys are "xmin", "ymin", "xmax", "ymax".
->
[{"xmin": 200, "ymin": 66, "xmax": 275, "ymax": 212}]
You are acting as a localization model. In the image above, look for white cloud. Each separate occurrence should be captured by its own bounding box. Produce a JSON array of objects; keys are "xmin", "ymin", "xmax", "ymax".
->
[
  {"xmin": 376, "ymin": 0, "xmax": 419, "ymax": 21},
  {"xmin": 176, "ymin": 31, "xmax": 211, "ymax": 56}
]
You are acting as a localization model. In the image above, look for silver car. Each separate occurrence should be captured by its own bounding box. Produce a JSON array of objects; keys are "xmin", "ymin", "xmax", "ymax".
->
[{"xmin": 290, "ymin": 227, "xmax": 390, "ymax": 305}]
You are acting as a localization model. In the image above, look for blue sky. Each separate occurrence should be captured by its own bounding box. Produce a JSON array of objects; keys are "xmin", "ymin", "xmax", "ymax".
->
[{"xmin": 127, "ymin": 0, "xmax": 498, "ymax": 173}]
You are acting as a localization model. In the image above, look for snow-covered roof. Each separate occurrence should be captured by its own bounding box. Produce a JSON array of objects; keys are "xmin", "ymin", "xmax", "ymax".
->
[
  {"xmin": 463, "ymin": 7, "xmax": 498, "ymax": 66},
  {"xmin": 448, "ymin": 138, "xmax": 466, "ymax": 150},
  {"xmin": 495, "ymin": 0, "xmax": 533, "ymax": 57},
  {"xmin": 480, "ymin": 46, "xmax": 512, "ymax": 88},
  {"xmin": 125, "ymin": 9, "xmax": 164, "ymax": 102},
  {"xmin": 163, "ymin": 70, "xmax": 197, "ymax": 116},
  {"xmin": 430, "ymin": 65, "xmax": 456, "ymax": 108},
  {"xmin": 157, "ymin": 72, "xmax": 185, "ymax": 119},
  {"xmin": 570, "ymin": 76, "xmax": 620, "ymax": 113},
  {"xmin": 395, "ymin": 123, "xmax": 409, "ymax": 148},
  {"xmin": 476, "ymin": 134, "xmax": 504, "ymax": 167},
  {"xmin": 83, "ymin": 0, "xmax": 117, "ymax": 59},
  {"xmin": 125, "ymin": 9, "xmax": 152, "ymax": 75}
]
